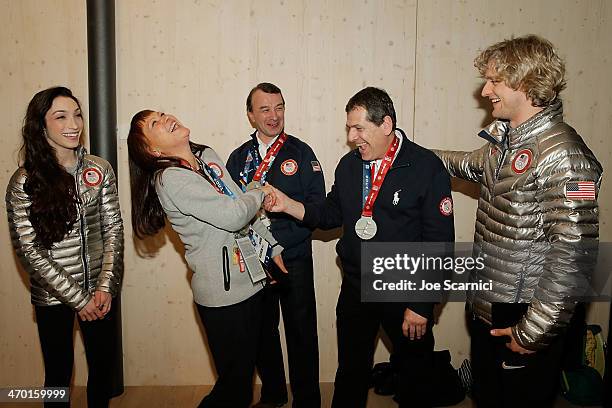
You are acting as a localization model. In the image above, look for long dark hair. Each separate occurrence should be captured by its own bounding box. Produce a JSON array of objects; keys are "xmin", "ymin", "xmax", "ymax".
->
[
  {"xmin": 21, "ymin": 87, "xmax": 81, "ymax": 248},
  {"xmin": 127, "ymin": 110, "xmax": 207, "ymax": 238}
]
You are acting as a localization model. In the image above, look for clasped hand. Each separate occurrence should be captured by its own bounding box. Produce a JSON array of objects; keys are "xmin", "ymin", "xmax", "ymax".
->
[
  {"xmin": 260, "ymin": 184, "xmax": 289, "ymax": 213},
  {"xmin": 77, "ymin": 290, "xmax": 111, "ymax": 321},
  {"xmin": 260, "ymin": 184, "xmax": 277, "ymax": 210}
]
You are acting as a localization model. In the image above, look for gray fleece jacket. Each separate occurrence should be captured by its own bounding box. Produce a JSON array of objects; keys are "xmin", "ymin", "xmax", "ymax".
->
[{"xmin": 156, "ymin": 148, "xmax": 282, "ymax": 307}]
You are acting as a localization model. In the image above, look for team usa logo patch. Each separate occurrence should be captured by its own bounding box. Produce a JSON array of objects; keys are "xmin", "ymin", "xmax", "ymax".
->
[
  {"xmin": 511, "ymin": 149, "xmax": 533, "ymax": 174},
  {"xmin": 207, "ymin": 162, "xmax": 224, "ymax": 178},
  {"xmin": 439, "ymin": 197, "xmax": 453, "ymax": 216},
  {"xmin": 280, "ymin": 159, "xmax": 298, "ymax": 176},
  {"xmin": 82, "ymin": 168, "xmax": 102, "ymax": 187}
]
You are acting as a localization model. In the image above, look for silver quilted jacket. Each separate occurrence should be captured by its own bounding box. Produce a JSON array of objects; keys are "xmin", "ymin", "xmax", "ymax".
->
[
  {"xmin": 6, "ymin": 146, "xmax": 124, "ymax": 311},
  {"xmin": 435, "ymin": 101, "xmax": 602, "ymax": 350}
]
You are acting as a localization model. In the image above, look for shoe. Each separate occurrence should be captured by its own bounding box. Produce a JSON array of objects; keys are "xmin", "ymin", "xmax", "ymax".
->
[{"xmin": 252, "ymin": 401, "xmax": 287, "ymax": 408}]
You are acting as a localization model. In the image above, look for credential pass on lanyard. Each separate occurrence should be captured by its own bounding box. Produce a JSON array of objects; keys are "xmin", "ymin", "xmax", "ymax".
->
[
  {"xmin": 243, "ymin": 132, "xmax": 288, "ymax": 190},
  {"xmin": 355, "ymin": 136, "xmax": 400, "ymax": 240}
]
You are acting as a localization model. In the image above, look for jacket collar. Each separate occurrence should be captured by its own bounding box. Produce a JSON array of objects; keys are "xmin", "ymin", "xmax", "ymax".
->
[
  {"xmin": 249, "ymin": 130, "xmax": 282, "ymax": 148},
  {"xmin": 351, "ymin": 128, "xmax": 412, "ymax": 169},
  {"xmin": 478, "ymin": 100, "xmax": 564, "ymax": 148},
  {"xmin": 249, "ymin": 130, "xmax": 260, "ymax": 148},
  {"xmin": 75, "ymin": 145, "xmax": 87, "ymax": 171}
]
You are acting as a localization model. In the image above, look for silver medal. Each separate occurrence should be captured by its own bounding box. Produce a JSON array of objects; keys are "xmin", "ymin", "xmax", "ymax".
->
[
  {"xmin": 354, "ymin": 216, "xmax": 377, "ymax": 240},
  {"xmin": 246, "ymin": 180, "xmax": 262, "ymax": 191}
]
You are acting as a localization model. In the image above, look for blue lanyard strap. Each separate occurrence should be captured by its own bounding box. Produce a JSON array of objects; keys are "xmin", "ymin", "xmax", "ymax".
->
[
  {"xmin": 240, "ymin": 145, "xmax": 260, "ymax": 192},
  {"xmin": 199, "ymin": 159, "xmax": 236, "ymax": 199},
  {"xmin": 362, "ymin": 162, "xmax": 372, "ymax": 206}
]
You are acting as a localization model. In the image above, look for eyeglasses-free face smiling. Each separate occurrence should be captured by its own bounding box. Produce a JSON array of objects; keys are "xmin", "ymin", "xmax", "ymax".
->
[
  {"xmin": 345, "ymin": 106, "xmax": 394, "ymax": 162},
  {"xmin": 142, "ymin": 111, "xmax": 191, "ymax": 157},
  {"xmin": 481, "ymin": 66, "xmax": 536, "ymax": 128},
  {"xmin": 44, "ymin": 96, "xmax": 83, "ymax": 155},
  {"xmin": 247, "ymin": 90, "xmax": 285, "ymax": 141}
]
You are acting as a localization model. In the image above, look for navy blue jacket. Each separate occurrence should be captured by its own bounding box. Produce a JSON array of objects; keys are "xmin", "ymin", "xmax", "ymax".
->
[
  {"xmin": 227, "ymin": 132, "xmax": 325, "ymax": 262},
  {"xmin": 302, "ymin": 129, "xmax": 455, "ymax": 318}
]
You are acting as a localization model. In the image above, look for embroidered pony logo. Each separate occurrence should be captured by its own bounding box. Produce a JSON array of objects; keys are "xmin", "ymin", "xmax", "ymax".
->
[{"xmin": 393, "ymin": 189, "xmax": 402, "ymax": 205}]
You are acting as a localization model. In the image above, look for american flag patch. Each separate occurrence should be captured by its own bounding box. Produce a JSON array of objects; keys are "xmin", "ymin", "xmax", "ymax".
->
[
  {"xmin": 311, "ymin": 161, "xmax": 322, "ymax": 172},
  {"xmin": 565, "ymin": 181, "xmax": 596, "ymax": 200}
]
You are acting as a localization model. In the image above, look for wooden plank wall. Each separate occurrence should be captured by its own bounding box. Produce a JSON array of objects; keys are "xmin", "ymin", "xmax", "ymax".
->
[{"xmin": 1, "ymin": 0, "xmax": 610, "ymax": 386}]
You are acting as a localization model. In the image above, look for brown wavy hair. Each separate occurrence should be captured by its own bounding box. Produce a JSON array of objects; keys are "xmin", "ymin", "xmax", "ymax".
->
[
  {"xmin": 127, "ymin": 110, "xmax": 208, "ymax": 238},
  {"xmin": 21, "ymin": 87, "xmax": 81, "ymax": 248},
  {"xmin": 474, "ymin": 35, "xmax": 566, "ymax": 107}
]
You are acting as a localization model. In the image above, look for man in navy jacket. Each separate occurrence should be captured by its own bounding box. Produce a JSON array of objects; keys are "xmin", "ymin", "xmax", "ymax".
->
[
  {"xmin": 227, "ymin": 83, "xmax": 325, "ymax": 408},
  {"xmin": 266, "ymin": 87, "xmax": 455, "ymax": 407}
]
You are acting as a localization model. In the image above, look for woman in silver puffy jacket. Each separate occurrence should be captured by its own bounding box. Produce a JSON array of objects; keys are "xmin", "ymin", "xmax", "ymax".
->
[{"xmin": 5, "ymin": 87, "xmax": 124, "ymax": 408}]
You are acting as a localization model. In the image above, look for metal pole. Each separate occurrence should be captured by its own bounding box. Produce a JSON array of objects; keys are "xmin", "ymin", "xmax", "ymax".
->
[
  {"xmin": 87, "ymin": 0, "xmax": 117, "ymax": 171},
  {"xmin": 86, "ymin": 0, "xmax": 123, "ymax": 398}
]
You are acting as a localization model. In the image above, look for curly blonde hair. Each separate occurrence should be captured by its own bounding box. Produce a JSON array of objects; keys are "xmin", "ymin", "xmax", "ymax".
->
[{"xmin": 474, "ymin": 35, "xmax": 566, "ymax": 107}]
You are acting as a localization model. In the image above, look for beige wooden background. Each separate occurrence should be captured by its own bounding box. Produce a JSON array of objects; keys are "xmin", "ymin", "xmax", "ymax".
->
[{"xmin": 1, "ymin": 0, "xmax": 610, "ymax": 387}]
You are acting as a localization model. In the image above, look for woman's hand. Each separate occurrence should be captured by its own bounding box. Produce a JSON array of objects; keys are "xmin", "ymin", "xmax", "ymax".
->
[
  {"xmin": 94, "ymin": 290, "xmax": 112, "ymax": 315},
  {"xmin": 272, "ymin": 254, "xmax": 289, "ymax": 274},
  {"xmin": 261, "ymin": 184, "xmax": 277, "ymax": 209},
  {"xmin": 78, "ymin": 298, "xmax": 105, "ymax": 321}
]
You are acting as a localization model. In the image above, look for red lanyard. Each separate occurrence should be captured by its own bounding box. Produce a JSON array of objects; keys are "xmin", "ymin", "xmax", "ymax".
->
[
  {"xmin": 362, "ymin": 136, "xmax": 400, "ymax": 217},
  {"xmin": 253, "ymin": 132, "xmax": 288, "ymax": 182}
]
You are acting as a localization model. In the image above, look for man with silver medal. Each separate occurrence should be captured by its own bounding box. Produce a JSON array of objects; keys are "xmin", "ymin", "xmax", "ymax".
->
[{"xmin": 265, "ymin": 87, "xmax": 455, "ymax": 407}]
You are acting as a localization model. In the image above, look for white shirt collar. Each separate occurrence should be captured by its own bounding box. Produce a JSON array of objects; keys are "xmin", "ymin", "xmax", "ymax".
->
[
  {"xmin": 371, "ymin": 130, "xmax": 403, "ymax": 173},
  {"xmin": 256, "ymin": 131, "xmax": 279, "ymax": 159}
]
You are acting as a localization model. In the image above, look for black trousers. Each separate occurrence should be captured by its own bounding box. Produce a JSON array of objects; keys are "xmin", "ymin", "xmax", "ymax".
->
[
  {"xmin": 196, "ymin": 291, "xmax": 263, "ymax": 408},
  {"xmin": 257, "ymin": 256, "xmax": 320, "ymax": 407},
  {"xmin": 331, "ymin": 286, "xmax": 435, "ymax": 408},
  {"xmin": 34, "ymin": 298, "xmax": 119, "ymax": 408},
  {"xmin": 469, "ymin": 314, "xmax": 565, "ymax": 408}
]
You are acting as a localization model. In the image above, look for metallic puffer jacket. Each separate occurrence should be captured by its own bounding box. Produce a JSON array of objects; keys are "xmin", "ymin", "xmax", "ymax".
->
[
  {"xmin": 6, "ymin": 147, "xmax": 124, "ymax": 311},
  {"xmin": 435, "ymin": 101, "xmax": 602, "ymax": 350}
]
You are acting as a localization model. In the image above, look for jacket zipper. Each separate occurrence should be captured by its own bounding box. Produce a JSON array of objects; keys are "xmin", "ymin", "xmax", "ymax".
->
[
  {"xmin": 494, "ymin": 147, "xmax": 507, "ymax": 181},
  {"xmin": 492, "ymin": 142, "xmax": 527, "ymax": 302},
  {"xmin": 222, "ymin": 246, "xmax": 231, "ymax": 291},
  {"xmin": 75, "ymin": 176, "xmax": 90, "ymax": 292}
]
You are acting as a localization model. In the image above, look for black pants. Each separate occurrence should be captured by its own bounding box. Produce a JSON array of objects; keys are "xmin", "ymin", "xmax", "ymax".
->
[
  {"xmin": 35, "ymin": 298, "xmax": 118, "ymax": 408},
  {"xmin": 331, "ymin": 286, "xmax": 435, "ymax": 408},
  {"xmin": 469, "ymin": 314, "xmax": 565, "ymax": 408},
  {"xmin": 196, "ymin": 291, "xmax": 263, "ymax": 408},
  {"xmin": 257, "ymin": 257, "xmax": 320, "ymax": 407}
]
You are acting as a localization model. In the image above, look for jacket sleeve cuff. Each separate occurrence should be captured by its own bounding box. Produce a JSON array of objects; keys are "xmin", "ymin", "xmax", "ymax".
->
[
  {"xmin": 512, "ymin": 321, "xmax": 547, "ymax": 351},
  {"xmin": 406, "ymin": 302, "xmax": 434, "ymax": 320},
  {"xmin": 270, "ymin": 243, "xmax": 284, "ymax": 258},
  {"xmin": 74, "ymin": 294, "xmax": 92, "ymax": 312}
]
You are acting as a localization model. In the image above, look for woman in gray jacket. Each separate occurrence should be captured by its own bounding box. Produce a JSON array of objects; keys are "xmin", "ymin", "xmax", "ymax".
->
[
  {"xmin": 127, "ymin": 109, "xmax": 285, "ymax": 408},
  {"xmin": 5, "ymin": 87, "xmax": 124, "ymax": 407}
]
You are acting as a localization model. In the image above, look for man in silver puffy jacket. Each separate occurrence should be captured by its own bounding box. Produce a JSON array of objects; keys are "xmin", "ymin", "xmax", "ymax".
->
[{"xmin": 435, "ymin": 35, "xmax": 602, "ymax": 407}]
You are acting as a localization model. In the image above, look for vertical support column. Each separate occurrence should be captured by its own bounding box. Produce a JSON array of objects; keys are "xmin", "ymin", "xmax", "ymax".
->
[
  {"xmin": 87, "ymin": 0, "xmax": 117, "ymax": 171},
  {"xmin": 86, "ymin": 0, "xmax": 123, "ymax": 397}
]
